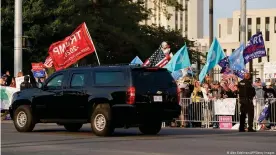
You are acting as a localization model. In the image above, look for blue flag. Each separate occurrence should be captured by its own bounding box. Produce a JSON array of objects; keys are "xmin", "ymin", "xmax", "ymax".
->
[
  {"xmin": 218, "ymin": 56, "xmax": 230, "ymax": 73},
  {"xmin": 164, "ymin": 45, "xmax": 191, "ymax": 72},
  {"xmin": 171, "ymin": 70, "xmax": 183, "ymax": 80},
  {"xmin": 130, "ymin": 56, "xmax": 143, "ymax": 65},
  {"xmin": 229, "ymin": 44, "xmax": 245, "ymax": 71},
  {"xmin": 199, "ymin": 38, "xmax": 225, "ymax": 83},
  {"xmin": 233, "ymin": 69, "xmax": 248, "ymax": 79},
  {"xmin": 243, "ymin": 32, "xmax": 266, "ymax": 64}
]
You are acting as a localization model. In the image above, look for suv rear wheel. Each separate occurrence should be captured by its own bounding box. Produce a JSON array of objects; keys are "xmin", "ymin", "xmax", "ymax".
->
[
  {"xmin": 64, "ymin": 123, "xmax": 83, "ymax": 132},
  {"xmin": 13, "ymin": 105, "xmax": 36, "ymax": 132},
  {"xmin": 139, "ymin": 121, "xmax": 162, "ymax": 135},
  {"xmin": 91, "ymin": 104, "xmax": 114, "ymax": 136}
]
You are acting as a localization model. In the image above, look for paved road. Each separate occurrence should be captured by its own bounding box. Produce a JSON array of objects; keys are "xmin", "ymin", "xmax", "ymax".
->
[{"xmin": 2, "ymin": 122, "xmax": 276, "ymax": 155}]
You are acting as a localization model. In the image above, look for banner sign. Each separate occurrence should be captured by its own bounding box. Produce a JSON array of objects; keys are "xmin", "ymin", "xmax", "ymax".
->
[
  {"xmin": 219, "ymin": 116, "xmax": 233, "ymax": 129},
  {"xmin": 32, "ymin": 70, "xmax": 46, "ymax": 78},
  {"xmin": 243, "ymin": 32, "xmax": 266, "ymax": 64},
  {"xmin": 48, "ymin": 22, "xmax": 95, "ymax": 71},
  {"xmin": 44, "ymin": 56, "xmax": 53, "ymax": 68},
  {"xmin": 214, "ymin": 98, "xmax": 237, "ymax": 115},
  {"xmin": 32, "ymin": 62, "xmax": 44, "ymax": 71},
  {"xmin": 1, "ymin": 86, "xmax": 20, "ymax": 110},
  {"xmin": 263, "ymin": 62, "xmax": 276, "ymax": 79}
]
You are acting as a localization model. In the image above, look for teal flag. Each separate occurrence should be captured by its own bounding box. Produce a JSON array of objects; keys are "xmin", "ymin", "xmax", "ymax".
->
[
  {"xmin": 130, "ymin": 56, "xmax": 143, "ymax": 65},
  {"xmin": 199, "ymin": 38, "xmax": 226, "ymax": 83},
  {"xmin": 164, "ymin": 44, "xmax": 191, "ymax": 72}
]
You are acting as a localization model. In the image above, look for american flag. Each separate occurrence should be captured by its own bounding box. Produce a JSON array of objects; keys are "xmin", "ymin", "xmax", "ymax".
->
[
  {"xmin": 142, "ymin": 44, "xmax": 170, "ymax": 67},
  {"xmin": 228, "ymin": 81, "xmax": 237, "ymax": 92},
  {"xmin": 44, "ymin": 56, "xmax": 53, "ymax": 68}
]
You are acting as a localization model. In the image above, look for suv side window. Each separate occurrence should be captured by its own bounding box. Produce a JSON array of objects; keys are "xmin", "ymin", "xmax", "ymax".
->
[
  {"xmin": 46, "ymin": 74, "xmax": 64, "ymax": 90},
  {"xmin": 94, "ymin": 71, "xmax": 125, "ymax": 86},
  {"xmin": 70, "ymin": 74, "xmax": 85, "ymax": 88}
]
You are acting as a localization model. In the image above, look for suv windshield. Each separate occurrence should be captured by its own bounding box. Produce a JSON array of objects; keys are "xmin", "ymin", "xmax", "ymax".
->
[{"xmin": 131, "ymin": 68, "xmax": 176, "ymax": 90}]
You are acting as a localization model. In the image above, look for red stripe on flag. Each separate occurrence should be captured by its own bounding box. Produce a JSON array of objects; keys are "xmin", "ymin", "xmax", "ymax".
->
[
  {"xmin": 155, "ymin": 57, "xmax": 169, "ymax": 67},
  {"xmin": 142, "ymin": 59, "xmax": 150, "ymax": 66}
]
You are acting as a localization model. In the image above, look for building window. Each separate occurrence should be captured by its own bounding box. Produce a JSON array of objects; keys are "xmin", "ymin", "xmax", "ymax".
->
[
  {"xmin": 258, "ymin": 57, "xmax": 262, "ymax": 63},
  {"xmin": 175, "ymin": 8, "xmax": 178, "ymax": 30},
  {"xmin": 184, "ymin": 0, "xmax": 188, "ymax": 37},
  {"xmin": 223, "ymin": 49, "xmax": 227, "ymax": 53},
  {"xmin": 247, "ymin": 18, "xmax": 252, "ymax": 41},
  {"xmin": 239, "ymin": 18, "xmax": 241, "ymax": 42},
  {"xmin": 256, "ymin": 17, "xmax": 261, "ymax": 33},
  {"xmin": 219, "ymin": 24, "xmax": 221, "ymax": 38},
  {"xmin": 154, "ymin": 4, "xmax": 157, "ymax": 22},
  {"xmin": 232, "ymin": 49, "xmax": 235, "ymax": 53},
  {"xmin": 274, "ymin": 17, "xmax": 276, "ymax": 33},
  {"xmin": 267, "ymin": 48, "xmax": 270, "ymax": 62},
  {"xmin": 265, "ymin": 17, "xmax": 270, "ymax": 41}
]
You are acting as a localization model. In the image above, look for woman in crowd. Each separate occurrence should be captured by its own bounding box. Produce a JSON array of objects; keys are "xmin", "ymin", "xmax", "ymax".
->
[
  {"xmin": 202, "ymin": 83, "xmax": 212, "ymax": 127},
  {"xmin": 17, "ymin": 71, "xmax": 23, "ymax": 77},
  {"xmin": 9, "ymin": 77, "xmax": 16, "ymax": 88},
  {"xmin": 191, "ymin": 80, "xmax": 204, "ymax": 127}
]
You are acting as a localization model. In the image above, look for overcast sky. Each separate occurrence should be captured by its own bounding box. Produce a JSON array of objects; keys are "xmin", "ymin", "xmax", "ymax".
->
[{"xmin": 203, "ymin": 0, "xmax": 276, "ymax": 37}]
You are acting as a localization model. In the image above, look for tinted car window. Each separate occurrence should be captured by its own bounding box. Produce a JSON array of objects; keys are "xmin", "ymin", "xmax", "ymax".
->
[
  {"xmin": 46, "ymin": 74, "xmax": 64, "ymax": 89},
  {"xmin": 95, "ymin": 71, "xmax": 125, "ymax": 86},
  {"xmin": 132, "ymin": 69, "xmax": 176, "ymax": 90},
  {"xmin": 70, "ymin": 74, "xmax": 84, "ymax": 87}
]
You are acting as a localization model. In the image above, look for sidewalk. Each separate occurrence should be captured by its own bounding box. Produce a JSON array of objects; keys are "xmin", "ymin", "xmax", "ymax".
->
[{"xmin": 1, "ymin": 120, "xmax": 13, "ymax": 123}]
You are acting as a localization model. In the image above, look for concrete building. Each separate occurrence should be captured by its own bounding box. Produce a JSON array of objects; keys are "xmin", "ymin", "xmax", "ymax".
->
[
  {"xmin": 196, "ymin": 8, "xmax": 276, "ymax": 81},
  {"xmin": 140, "ymin": 0, "xmax": 204, "ymax": 39}
]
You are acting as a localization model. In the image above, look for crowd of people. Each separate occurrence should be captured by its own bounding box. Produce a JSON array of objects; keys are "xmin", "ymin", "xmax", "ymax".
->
[
  {"xmin": 0, "ymin": 70, "xmax": 47, "ymax": 89},
  {"xmin": 174, "ymin": 73, "xmax": 276, "ymax": 130},
  {"xmin": 0, "ymin": 71, "xmax": 20, "ymax": 88}
]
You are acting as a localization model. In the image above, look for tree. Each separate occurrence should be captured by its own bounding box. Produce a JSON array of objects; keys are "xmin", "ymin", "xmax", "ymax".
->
[{"xmin": 1, "ymin": 0, "xmax": 201, "ymax": 74}]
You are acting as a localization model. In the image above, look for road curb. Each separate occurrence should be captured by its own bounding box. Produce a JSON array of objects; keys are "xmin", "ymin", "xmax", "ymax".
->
[{"xmin": 1, "ymin": 120, "xmax": 13, "ymax": 123}]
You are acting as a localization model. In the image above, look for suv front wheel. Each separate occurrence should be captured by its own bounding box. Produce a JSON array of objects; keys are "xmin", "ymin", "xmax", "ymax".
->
[
  {"xmin": 13, "ymin": 105, "xmax": 36, "ymax": 132},
  {"xmin": 139, "ymin": 121, "xmax": 162, "ymax": 135},
  {"xmin": 91, "ymin": 104, "xmax": 114, "ymax": 136}
]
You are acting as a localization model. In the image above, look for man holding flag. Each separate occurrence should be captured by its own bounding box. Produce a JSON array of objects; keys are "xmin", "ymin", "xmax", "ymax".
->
[{"xmin": 143, "ymin": 41, "xmax": 172, "ymax": 67}]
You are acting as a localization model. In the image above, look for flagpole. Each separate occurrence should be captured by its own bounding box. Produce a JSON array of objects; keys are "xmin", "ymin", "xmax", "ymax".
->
[{"xmin": 84, "ymin": 23, "xmax": 101, "ymax": 66}]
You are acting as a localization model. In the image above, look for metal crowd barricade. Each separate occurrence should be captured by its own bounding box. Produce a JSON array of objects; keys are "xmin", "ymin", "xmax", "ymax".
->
[
  {"xmin": 175, "ymin": 97, "xmax": 276, "ymax": 130},
  {"xmin": 254, "ymin": 98, "xmax": 276, "ymax": 130}
]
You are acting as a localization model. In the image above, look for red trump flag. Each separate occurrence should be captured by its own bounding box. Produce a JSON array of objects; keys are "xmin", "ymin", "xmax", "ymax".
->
[{"xmin": 48, "ymin": 22, "xmax": 95, "ymax": 71}]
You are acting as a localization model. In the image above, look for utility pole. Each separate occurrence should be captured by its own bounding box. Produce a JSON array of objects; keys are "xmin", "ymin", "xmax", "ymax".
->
[
  {"xmin": 209, "ymin": 0, "xmax": 214, "ymax": 79},
  {"xmin": 14, "ymin": 0, "xmax": 23, "ymax": 76},
  {"xmin": 241, "ymin": 0, "xmax": 252, "ymax": 76}
]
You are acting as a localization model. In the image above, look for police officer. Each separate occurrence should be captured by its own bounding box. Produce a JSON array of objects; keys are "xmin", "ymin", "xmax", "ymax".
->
[{"xmin": 238, "ymin": 73, "xmax": 256, "ymax": 132}]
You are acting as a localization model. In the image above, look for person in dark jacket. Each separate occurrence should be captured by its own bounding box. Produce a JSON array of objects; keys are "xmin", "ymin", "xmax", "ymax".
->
[
  {"xmin": 20, "ymin": 76, "xmax": 32, "ymax": 90},
  {"xmin": 238, "ymin": 73, "xmax": 256, "ymax": 132},
  {"xmin": 263, "ymin": 82, "xmax": 276, "ymax": 129}
]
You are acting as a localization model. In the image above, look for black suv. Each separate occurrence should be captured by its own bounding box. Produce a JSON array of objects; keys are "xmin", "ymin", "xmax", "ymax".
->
[{"xmin": 9, "ymin": 65, "xmax": 181, "ymax": 136}]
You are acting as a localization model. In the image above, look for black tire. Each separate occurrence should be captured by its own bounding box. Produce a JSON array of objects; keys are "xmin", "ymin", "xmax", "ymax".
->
[
  {"xmin": 13, "ymin": 105, "xmax": 36, "ymax": 132},
  {"xmin": 139, "ymin": 121, "xmax": 162, "ymax": 135},
  {"xmin": 64, "ymin": 123, "xmax": 83, "ymax": 132},
  {"xmin": 91, "ymin": 104, "xmax": 114, "ymax": 136}
]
